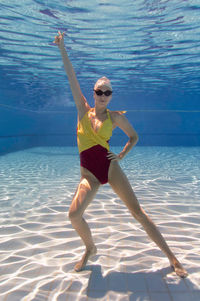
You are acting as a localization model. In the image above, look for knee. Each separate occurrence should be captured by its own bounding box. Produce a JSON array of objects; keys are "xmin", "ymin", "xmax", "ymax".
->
[{"xmin": 68, "ymin": 207, "xmax": 82, "ymax": 222}]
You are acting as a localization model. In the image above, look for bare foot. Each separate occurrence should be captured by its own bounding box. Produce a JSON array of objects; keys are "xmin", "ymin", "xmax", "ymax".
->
[
  {"xmin": 74, "ymin": 246, "xmax": 97, "ymax": 272},
  {"xmin": 171, "ymin": 260, "xmax": 188, "ymax": 278}
]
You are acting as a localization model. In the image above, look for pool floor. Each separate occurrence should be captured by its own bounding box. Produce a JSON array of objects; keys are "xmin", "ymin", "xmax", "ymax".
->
[{"xmin": 0, "ymin": 147, "xmax": 199, "ymax": 300}]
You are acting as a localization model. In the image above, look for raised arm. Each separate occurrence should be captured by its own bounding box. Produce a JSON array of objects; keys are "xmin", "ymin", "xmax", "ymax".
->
[{"xmin": 54, "ymin": 32, "xmax": 90, "ymax": 119}]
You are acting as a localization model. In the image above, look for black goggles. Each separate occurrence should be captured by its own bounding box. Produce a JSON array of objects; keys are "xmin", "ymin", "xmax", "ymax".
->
[{"xmin": 94, "ymin": 89, "xmax": 113, "ymax": 96}]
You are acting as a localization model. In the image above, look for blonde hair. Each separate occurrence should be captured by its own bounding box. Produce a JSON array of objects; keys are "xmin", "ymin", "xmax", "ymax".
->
[{"xmin": 94, "ymin": 76, "xmax": 112, "ymax": 90}]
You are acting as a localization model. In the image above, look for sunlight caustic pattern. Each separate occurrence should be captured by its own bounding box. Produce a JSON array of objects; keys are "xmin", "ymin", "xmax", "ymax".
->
[
  {"xmin": 0, "ymin": 147, "xmax": 199, "ymax": 300},
  {"xmin": 0, "ymin": 0, "xmax": 200, "ymax": 110}
]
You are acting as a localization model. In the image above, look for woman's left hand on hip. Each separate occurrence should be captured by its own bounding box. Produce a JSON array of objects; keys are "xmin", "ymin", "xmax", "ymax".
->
[{"xmin": 107, "ymin": 151, "xmax": 121, "ymax": 161}]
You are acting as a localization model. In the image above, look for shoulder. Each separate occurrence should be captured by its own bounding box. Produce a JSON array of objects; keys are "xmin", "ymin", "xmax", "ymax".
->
[
  {"xmin": 109, "ymin": 110, "xmax": 138, "ymax": 139},
  {"xmin": 109, "ymin": 110, "xmax": 127, "ymax": 125},
  {"xmin": 78, "ymin": 102, "xmax": 91, "ymax": 121}
]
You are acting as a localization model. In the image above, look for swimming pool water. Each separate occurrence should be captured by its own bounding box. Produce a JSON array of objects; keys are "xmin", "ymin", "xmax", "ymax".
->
[
  {"xmin": 1, "ymin": 145, "xmax": 200, "ymax": 222},
  {"xmin": 1, "ymin": 0, "xmax": 200, "ymax": 149},
  {"xmin": 0, "ymin": 146, "xmax": 199, "ymax": 300},
  {"xmin": 0, "ymin": 146, "xmax": 199, "ymax": 213},
  {"xmin": 1, "ymin": 1, "xmax": 200, "ymax": 299}
]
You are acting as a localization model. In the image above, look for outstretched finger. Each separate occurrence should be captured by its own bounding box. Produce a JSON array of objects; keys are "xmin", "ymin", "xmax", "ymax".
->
[
  {"xmin": 53, "ymin": 37, "xmax": 58, "ymax": 43},
  {"xmin": 58, "ymin": 31, "xmax": 65, "ymax": 37}
]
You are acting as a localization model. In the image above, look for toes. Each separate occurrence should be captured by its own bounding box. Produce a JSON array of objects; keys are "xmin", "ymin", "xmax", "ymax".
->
[
  {"xmin": 171, "ymin": 264, "xmax": 188, "ymax": 278},
  {"xmin": 74, "ymin": 264, "xmax": 82, "ymax": 272}
]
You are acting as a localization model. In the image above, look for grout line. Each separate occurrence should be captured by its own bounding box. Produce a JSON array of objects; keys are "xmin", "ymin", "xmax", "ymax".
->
[{"xmin": 160, "ymin": 268, "xmax": 174, "ymax": 301}]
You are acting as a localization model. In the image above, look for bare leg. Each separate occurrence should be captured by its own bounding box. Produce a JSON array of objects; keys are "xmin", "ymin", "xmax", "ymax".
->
[
  {"xmin": 69, "ymin": 176, "xmax": 100, "ymax": 271},
  {"xmin": 108, "ymin": 161, "xmax": 188, "ymax": 278}
]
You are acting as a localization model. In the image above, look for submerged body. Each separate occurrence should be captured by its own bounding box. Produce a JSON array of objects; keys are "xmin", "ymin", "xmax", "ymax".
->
[
  {"xmin": 78, "ymin": 108, "xmax": 113, "ymax": 184},
  {"xmin": 54, "ymin": 31, "xmax": 188, "ymax": 278}
]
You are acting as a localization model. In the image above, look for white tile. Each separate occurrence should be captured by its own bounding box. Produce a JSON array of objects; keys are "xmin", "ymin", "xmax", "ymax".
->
[
  {"xmin": 57, "ymin": 292, "xmax": 87, "ymax": 301},
  {"xmin": 171, "ymin": 292, "xmax": 200, "ymax": 301},
  {"xmin": 150, "ymin": 292, "xmax": 172, "ymax": 301},
  {"xmin": 107, "ymin": 291, "xmax": 129, "ymax": 300},
  {"xmin": 165, "ymin": 277, "xmax": 189, "ymax": 292},
  {"xmin": 107, "ymin": 272, "xmax": 127, "ymax": 291},
  {"xmin": 145, "ymin": 271, "xmax": 168, "ymax": 292},
  {"xmin": 184, "ymin": 277, "xmax": 200, "ymax": 291},
  {"xmin": 88, "ymin": 270, "xmax": 107, "ymax": 291},
  {"xmin": 88, "ymin": 291, "xmax": 107, "ymax": 300},
  {"xmin": 129, "ymin": 292, "xmax": 151, "ymax": 301},
  {"xmin": 192, "ymin": 291, "xmax": 200, "ymax": 301},
  {"xmin": 126, "ymin": 273, "xmax": 147, "ymax": 292},
  {"xmin": 5, "ymin": 291, "xmax": 36, "ymax": 301}
]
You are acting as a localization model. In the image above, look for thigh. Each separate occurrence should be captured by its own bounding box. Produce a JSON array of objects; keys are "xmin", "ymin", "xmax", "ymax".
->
[
  {"xmin": 69, "ymin": 176, "xmax": 100, "ymax": 217},
  {"xmin": 108, "ymin": 161, "xmax": 141, "ymax": 214}
]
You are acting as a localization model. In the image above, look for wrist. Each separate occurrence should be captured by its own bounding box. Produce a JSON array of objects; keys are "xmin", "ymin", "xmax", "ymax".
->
[
  {"xmin": 119, "ymin": 152, "xmax": 125, "ymax": 160},
  {"xmin": 58, "ymin": 43, "xmax": 65, "ymax": 51}
]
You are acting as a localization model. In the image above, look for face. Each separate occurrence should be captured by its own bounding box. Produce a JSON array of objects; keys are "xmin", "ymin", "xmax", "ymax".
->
[{"xmin": 93, "ymin": 85, "xmax": 112, "ymax": 107}]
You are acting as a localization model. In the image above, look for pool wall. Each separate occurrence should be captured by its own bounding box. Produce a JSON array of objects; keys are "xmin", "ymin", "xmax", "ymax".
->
[{"xmin": 1, "ymin": 90, "xmax": 200, "ymax": 155}]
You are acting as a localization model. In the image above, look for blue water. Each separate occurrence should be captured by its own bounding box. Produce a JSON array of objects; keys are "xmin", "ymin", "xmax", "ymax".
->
[
  {"xmin": 1, "ymin": 146, "xmax": 199, "ymax": 213},
  {"xmin": 0, "ymin": 2, "xmax": 200, "ymax": 299},
  {"xmin": 0, "ymin": 0, "xmax": 200, "ymax": 150},
  {"xmin": 0, "ymin": 146, "xmax": 200, "ymax": 300}
]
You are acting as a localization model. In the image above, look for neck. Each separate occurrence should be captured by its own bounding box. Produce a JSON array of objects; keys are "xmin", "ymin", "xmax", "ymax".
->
[{"xmin": 94, "ymin": 106, "xmax": 107, "ymax": 116}]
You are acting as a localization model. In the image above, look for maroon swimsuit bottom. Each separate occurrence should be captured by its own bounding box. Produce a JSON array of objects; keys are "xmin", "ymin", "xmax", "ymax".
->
[{"xmin": 80, "ymin": 144, "xmax": 111, "ymax": 184}]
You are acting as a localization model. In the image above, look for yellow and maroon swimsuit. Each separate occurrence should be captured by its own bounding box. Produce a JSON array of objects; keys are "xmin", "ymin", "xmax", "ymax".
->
[{"xmin": 77, "ymin": 109, "xmax": 113, "ymax": 184}]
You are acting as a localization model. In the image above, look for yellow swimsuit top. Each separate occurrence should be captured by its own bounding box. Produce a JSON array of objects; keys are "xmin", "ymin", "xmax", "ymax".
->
[{"xmin": 77, "ymin": 109, "xmax": 113, "ymax": 153}]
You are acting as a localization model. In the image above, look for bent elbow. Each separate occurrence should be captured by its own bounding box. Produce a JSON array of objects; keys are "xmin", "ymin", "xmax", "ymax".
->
[{"xmin": 130, "ymin": 134, "xmax": 139, "ymax": 145}]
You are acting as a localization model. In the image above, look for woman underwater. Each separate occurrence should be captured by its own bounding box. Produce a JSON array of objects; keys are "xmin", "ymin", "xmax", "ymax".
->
[{"xmin": 54, "ymin": 31, "xmax": 187, "ymax": 278}]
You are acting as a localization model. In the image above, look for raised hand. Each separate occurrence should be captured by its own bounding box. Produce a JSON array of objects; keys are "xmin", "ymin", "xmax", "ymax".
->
[{"xmin": 53, "ymin": 31, "xmax": 65, "ymax": 48}]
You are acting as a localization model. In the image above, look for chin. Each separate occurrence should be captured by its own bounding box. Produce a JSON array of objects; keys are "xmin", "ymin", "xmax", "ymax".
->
[{"xmin": 99, "ymin": 101, "xmax": 107, "ymax": 105}]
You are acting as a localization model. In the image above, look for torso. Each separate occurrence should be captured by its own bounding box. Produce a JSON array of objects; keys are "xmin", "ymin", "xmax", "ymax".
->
[
  {"xmin": 77, "ymin": 107, "xmax": 122, "ymax": 182},
  {"xmin": 79, "ymin": 107, "xmax": 116, "ymax": 132},
  {"xmin": 89, "ymin": 108, "xmax": 109, "ymax": 132}
]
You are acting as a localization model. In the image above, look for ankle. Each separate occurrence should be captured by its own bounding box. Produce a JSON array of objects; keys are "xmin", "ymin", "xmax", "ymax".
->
[{"xmin": 86, "ymin": 245, "xmax": 96, "ymax": 252}]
